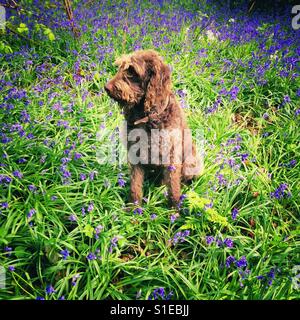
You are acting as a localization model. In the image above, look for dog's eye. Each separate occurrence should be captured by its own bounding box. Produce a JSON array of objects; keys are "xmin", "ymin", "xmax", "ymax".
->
[{"xmin": 127, "ymin": 66, "xmax": 138, "ymax": 78}]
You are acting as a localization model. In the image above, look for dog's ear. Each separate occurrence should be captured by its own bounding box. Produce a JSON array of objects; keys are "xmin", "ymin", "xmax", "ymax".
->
[{"xmin": 144, "ymin": 56, "xmax": 171, "ymax": 115}]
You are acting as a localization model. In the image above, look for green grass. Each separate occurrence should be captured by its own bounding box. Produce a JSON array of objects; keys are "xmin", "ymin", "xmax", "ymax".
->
[{"xmin": 0, "ymin": 0, "xmax": 299, "ymax": 300}]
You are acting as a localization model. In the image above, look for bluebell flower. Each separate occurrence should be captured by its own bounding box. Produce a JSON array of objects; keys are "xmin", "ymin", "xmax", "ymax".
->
[
  {"xmin": 168, "ymin": 165, "xmax": 176, "ymax": 171},
  {"xmin": 69, "ymin": 214, "xmax": 77, "ymax": 222},
  {"xmin": 235, "ymin": 256, "xmax": 247, "ymax": 268},
  {"xmin": 8, "ymin": 266, "xmax": 15, "ymax": 272},
  {"xmin": 223, "ymin": 238, "xmax": 234, "ymax": 248},
  {"xmin": 87, "ymin": 202, "xmax": 94, "ymax": 212},
  {"xmin": 118, "ymin": 177, "xmax": 126, "ymax": 187},
  {"xmin": 27, "ymin": 209, "xmax": 36, "ymax": 219},
  {"xmin": 270, "ymin": 183, "xmax": 290, "ymax": 200},
  {"xmin": 13, "ymin": 170, "xmax": 23, "ymax": 179},
  {"xmin": 72, "ymin": 274, "xmax": 80, "ymax": 286},
  {"xmin": 87, "ymin": 252, "xmax": 97, "ymax": 260},
  {"xmin": 231, "ymin": 207, "xmax": 239, "ymax": 220},
  {"xmin": 95, "ymin": 225, "xmax": 104, "ymax": 239},
  {"xmin": 45, "ymin": 285, "xmax": 56, "ymax": 295},
  {"xmin": 170, "ymin": 214, "xmax": 177, "ymax": 223},
  {"xmin": 4, "ymin": 246, "xmax": 12, "ymax": 256},
  {"xmin": 74, "ymin": 152, "xmax": 82, "ymax": 160},
  {"xmin": 133, "ymin": 207, "xmax": 143, "ymax": 215},
  {"xmin": 1, "ymin": 202, "xmax": 8, "ymax": 209},
  {"xmin": 241, "ymin": 153, "xmax": 249, "ymax": 162},
  {"xmin": 150, "ymin": 214, "xmax": 157, "ymax": 220},
  {"xmin": 80, "ymin": 173, "xmax": 86, "ymax": 181},
  {"xmin": 150, "ymin": 287, "xmax": 173, "ymax": 300},
  {"xmin": 289, "ymin": 160, "xmax": 296, "ymax": 167},
  {"xmin": 28, "ymin": 184, "xmax": 37, "ymax": 192},
  {"xmin": 206, "ymin": 236, "xmax": 214, "ymax": 245},
  {"xmin": 60, "ymin": 249, "xmax": 70, "ymax": 260},
  {"xmin": 226, "ymin": 255, "xmax": 236, "ymax": 268}
]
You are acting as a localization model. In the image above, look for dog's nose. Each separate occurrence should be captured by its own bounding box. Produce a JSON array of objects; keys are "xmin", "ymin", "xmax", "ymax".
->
[{"xmin": 105, "ymin": 82, "xmax": 113, "ymax": 94}]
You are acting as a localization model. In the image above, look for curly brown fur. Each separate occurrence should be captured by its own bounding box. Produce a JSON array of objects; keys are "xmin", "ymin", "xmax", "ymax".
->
[{"xmin": 105, "ymin": 50, "xmax": 203, "ymax": 208}]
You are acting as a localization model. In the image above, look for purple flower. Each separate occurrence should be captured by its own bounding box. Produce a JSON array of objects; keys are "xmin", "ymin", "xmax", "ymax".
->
[
  {"xmin": 1, "ymin": 202, "xmax": 8, "ymax": 209},
  {"xmin": 150, "ymin": 213, "xmax": 157, "ymax": 220},
  {"xmin": 87, "ymin": 252, "xmax": 97, "ymax": 261},
  {"xmin": 118, "ymin": 177, "xmax": 126, "ymax": 187},
  {"xmin": 262, "ymin": 132, "xmax": 269, "ymax": 138},
  {"xmin": 109, "ymin": 237, "xmax": 119, "ymax": 253},
  {"xmin": 27, "ymin": 209, "xmax": 36, "ymax": 219},
  {"xmin": 170, "ymin": 214, "xmax": 177, "ymax": 223},
  {"xmin": 28, "ymin": 184, "xmax": 37, "ymax": 192},
  {"xmin": 149, "ymin": 287, "xmax": 173, "ymax": 300},
  {"xmin": 216, "ymin": 239, "xmax": 223, "ymax": 247},
  {"xmin": 231, "ymin": 207, "xmax": 239, "ymax": 220},
  {"xmin": 206, "ymin": 236, "xmax": 215, "ymax": 245},
  {"xmin": 229, "ymin": 86, "xmax": 239, "ymax": 101},
  {"xmin": 87, "ymin": 202, "xmax": 94, "ymax": 212},
  {"xmin": 13, "ymin": 170, "xmax": 23, "ymax": 179},
  {"xmin": 267, "ymin": 268, "xmax": 275, "ymax": 279},
  {"xmin": 4, "ymin": 246, "xmax": 12, "ymax": 256},
  {"xmin": 61, "ymin": 157, "xmax": 71, "ymax": 165},
  {"xmin": 133, "ymin": 207, "xmax": 143, "ymax": 215},
  {"xmin": 45, "ymin": 285, "xmax": 56, "ymax": 295},
  {"xmin": 95, "ymin": 225, "xmax": 104, "ymax": 239},
  {"xmin": 51, "ymin": 196, "xmax": 58, "ymax": 201},
  {"xmin": 235, "ymin": 256, "xmax": 247, "ymax": 268},
  {"xmin": 74, "ymin": 152, "xmax": 82, "ymax": 160},
  {"xmin": 36, "ymin": 297, "xmax": 45, "ymax": 300},
  {"xmin": 217, "ymin": 174, "xmax": 227, "ymax": 186},
  {"xmin": 283, "ymin": 95, "xmax": 291, "ymax": 104},
  {"xmin": 72, "ymin": 274, "xmax": 80, "ymax": 286},
  {"xmin": 227, "ymin": 158, "xmax": 235, "ymax": 168},
  {"xmin": 8, "ymin": 266, "xmax": 15, "ymax": 272},
  {"xmin": 60, "ymin": 249, "xmax": 70, "ymax": 260},
  {"xmin": 89, "ymin": 170, "xmax": 97, "ymax": 180},
  {"xmin": 170, "ymin": 230, "xmax": 190, "ymax": 245},
  {"xmin": 263, "ymin": 113, "xmax": 269, "ymax": 120},
  {"xmin": 225, "ymin": 255, "xmax": 236, "ymax": 268},
  {"xmin": 79, "ymin": 173, "xmax": 86, "ymax": 181},
  {"xmin": 289, "ymin": 159, "xmax": 296, "ymax": 167},
  {"xmin": 270, "ymin": 183, "xmax": 290, "ymax": 200},
  {"xmin": 69, "ymin": 214, "xmax": 77, "ymax": 222},
  {"xmin": 223, "ymin": 238, "xmax": 234, "ymax": 248},
  {"xmin": 168, "ymin": 165, "xmax": 176, "ymax": 171},
  {"xmin": 241, "ymin": 153, "xmax": 249, "ymax": 162},
  {"xmin": 257, "ymin": 268, "xmax": 276, "ymax": 286}
]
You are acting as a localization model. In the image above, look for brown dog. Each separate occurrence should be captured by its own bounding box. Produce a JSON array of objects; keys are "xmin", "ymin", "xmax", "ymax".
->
[{"xmin": 105, "ymin": 50, "xmax": 203, "ymax": 208}]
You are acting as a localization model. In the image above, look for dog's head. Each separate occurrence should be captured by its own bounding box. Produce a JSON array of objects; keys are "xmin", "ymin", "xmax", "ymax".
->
[{"xmin": 105, "ymin": 50, "xmax": 171, "ymax": 114}]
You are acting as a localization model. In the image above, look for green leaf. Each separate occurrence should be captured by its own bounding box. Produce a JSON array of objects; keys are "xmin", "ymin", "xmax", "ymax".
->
[
  {"xmin": 94, "ymin": 72, "xmax": 101, "ymax": 81},
  {"xmin": 205, "ymin": 208, "xmax": 229, "ymax": 227},
  {"xmin": 17, "ymin": 23, "xmax": 28, "ymax": 33},
  {"xmin": 48, "ymin": 32, "xmax": 55, "ymax": 41},
  {"xmin": 186, "ymin": 191, "xmax": 211, "ymax": 211},
  {"xmin": 84, "ymin": 224, "xmax": 94, "ymax": 238},
  {"xmin": 180, "ymin": 223, "xmax": 195, "ymax": 230}
]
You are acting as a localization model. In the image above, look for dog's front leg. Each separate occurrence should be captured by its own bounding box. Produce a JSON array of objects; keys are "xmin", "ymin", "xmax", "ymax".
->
[
  {"xmin": 130, "ymin": 165, "xmax": 144, "ymax": 204},
  {"xmin": 164, "ymin": 165, "xmax": 181, "ymax": 208}
]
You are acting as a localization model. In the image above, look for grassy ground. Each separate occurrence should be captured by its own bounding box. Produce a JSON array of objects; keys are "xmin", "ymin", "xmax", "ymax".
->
[{"xmin": 0, "ymin": 0, "xmax": 299, "ymax": 300}]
